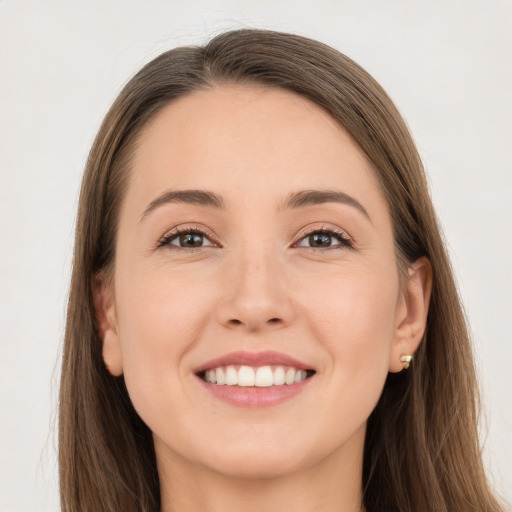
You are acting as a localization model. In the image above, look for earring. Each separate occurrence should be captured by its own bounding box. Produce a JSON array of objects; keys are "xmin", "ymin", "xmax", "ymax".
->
[{"xmin": 400, "ymin": 353, "xmax": 412, "ymax": 370}]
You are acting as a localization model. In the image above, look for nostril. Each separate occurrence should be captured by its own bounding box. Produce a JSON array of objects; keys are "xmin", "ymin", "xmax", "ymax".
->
[{"xmin": 226, "ymin": 318, "xmax": 281, "ymax": 327}]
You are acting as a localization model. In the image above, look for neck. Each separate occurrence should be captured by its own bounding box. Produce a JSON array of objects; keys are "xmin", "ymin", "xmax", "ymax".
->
[{"xmin": 157, "ymin": 429, "xmax": 365, "ymax": 512}]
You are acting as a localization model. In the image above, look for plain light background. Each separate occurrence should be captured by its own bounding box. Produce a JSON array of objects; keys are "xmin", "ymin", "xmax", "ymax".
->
[{"xmin": 1, "ymin": 1, "xmax": 511, "ymax": 510}]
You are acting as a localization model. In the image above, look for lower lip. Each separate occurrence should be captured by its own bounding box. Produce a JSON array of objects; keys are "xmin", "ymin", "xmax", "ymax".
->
[{"xmin": 197, "ymin": 376, "xmax": 313, "ymax": 407}]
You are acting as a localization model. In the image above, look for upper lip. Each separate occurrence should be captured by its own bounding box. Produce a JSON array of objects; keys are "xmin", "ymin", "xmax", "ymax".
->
[{"xmin": 194, "ymin": 350, "xmax": 314, "ymax": 374}]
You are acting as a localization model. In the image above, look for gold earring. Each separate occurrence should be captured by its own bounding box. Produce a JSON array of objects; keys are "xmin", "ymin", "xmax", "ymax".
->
[{"xmin": 400, "ymin": 353, "xmax": 412, "ymax": 370}]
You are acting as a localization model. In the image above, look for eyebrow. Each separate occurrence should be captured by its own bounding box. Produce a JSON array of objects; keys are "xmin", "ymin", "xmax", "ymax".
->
[
  {"xmin": 281, "ymin": 189, "xmax": 370, "ymax": 220},
  {"xmin": 141, "ymin": 190, "xmax": 226, "ymax": 220},
  {"xmin": 141, "ymin": 188, "xmax": 370, "ymax": 221}
]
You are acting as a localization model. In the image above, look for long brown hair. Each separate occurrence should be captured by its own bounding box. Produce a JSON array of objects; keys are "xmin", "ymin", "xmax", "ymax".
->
[{"xmin": 59, "ymin": 29, "xmax": 503, "ymax": 511}]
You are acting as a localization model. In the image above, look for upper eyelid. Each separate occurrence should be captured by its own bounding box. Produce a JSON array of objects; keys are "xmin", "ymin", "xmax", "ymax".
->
[
  {"xmin": 161, "ymin": 224, "xmax": 218, "ymax": 242},
  {"xmin": 295, "ymin": 225, "xmax": 351, "ymax": 240}
]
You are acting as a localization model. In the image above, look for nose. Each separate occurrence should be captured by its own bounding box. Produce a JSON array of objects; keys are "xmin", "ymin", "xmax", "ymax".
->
[{"xmin": 215, "ymin": 250, "xmax": 295, "ymax": 332}]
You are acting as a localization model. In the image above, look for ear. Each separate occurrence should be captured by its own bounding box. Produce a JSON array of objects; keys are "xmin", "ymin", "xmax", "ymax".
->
[
  {"xmin": 92, "ymin": 273, "xmax": 123, "ymax": 376},
  {"xmin": 389, "ymin": 257, "xmax": 432, "ymax": 373}
]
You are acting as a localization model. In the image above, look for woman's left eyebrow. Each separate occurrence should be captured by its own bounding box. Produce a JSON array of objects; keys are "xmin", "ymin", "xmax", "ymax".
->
[
  {"xmin": 281, "ymin": 189, "xmax": 371, "ymax": 222},
  {"xmin": 140, "ymin": 188, "xmax": 370, "ymax": 222}
]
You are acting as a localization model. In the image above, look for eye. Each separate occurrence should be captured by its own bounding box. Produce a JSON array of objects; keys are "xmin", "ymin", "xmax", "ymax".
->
[
  {"xmin": 295, "ymin": 227, "xmax": 353, "ymax": 250},
  {"xmin": 158, "ymin": 227, "xmax": 218, "ymax": 250}
]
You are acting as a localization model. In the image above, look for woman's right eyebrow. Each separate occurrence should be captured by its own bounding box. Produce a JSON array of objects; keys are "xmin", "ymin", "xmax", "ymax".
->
[{"xmin": 141, "ymin": 189, "xmax": 226, "ymax": 221}]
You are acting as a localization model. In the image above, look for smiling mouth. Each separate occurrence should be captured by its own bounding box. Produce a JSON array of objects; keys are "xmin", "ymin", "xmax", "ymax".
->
[{"xmin": 198, "ymin": 365, "xmax": 316, "ymax": 387}]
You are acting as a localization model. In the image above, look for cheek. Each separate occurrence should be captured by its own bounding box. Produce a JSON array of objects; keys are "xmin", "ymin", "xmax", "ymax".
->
[
  {"xmin": 114, "ymin": 269, "xmax": 214, "ymax": 411},
  {"xmin": 116, "ymin": 265, "xmax": 213, "ymax": 349},
  {"xmin": 302, "ymin": 262, "xmax": 398, "ymax": 343},
  {"xmin": 298, "ymin": 263, "xmax": 399, "ymax": 400}
]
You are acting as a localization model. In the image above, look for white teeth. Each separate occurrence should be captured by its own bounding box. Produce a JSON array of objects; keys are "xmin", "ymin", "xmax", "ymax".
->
[
  {"xmin": 273, "ymin": 366, "xmax": 285, "ymax": 385},
  {"xmin": 255, "ymin": 366, "xmax": 274, "ymax": 387},
  {"xmin": 285, "ymin": 368, "xmax": 296, "ymax": 385},
  {"xmin": 294, "ymin": 370, "xmax": 307, "ymax": 383},
  {"xmin": 202, "ymin": 365, "xmax": 311, "ymax": 387},
  {"xmin": 238, "ymin": 366, "xmax": 255, "ymax": 386},
  {"xmin": 216, "ymin": 367, "xmax": 226, "ymax": 385},
  {"xmin": 225, "ymin": 365, "xmax": 238, "ymax": 385}
]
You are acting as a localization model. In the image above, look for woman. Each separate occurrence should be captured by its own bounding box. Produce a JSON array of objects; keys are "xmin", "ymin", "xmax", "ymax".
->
[{"xmin": 59, "ymin": 29, "xmax": 503, "ymax": 511}]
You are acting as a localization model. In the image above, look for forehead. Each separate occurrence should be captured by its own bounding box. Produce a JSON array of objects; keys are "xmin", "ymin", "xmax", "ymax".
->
[{"xmin": 124, "ymin": 85, "xmax": 386, "ymax": 218}]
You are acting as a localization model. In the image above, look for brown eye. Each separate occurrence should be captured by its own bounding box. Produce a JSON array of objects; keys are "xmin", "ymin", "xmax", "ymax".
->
[
  {"xmin": 177, "ymin": 233, "xmax": 204, "ymax": 247},
  {"xmin": 308, "ymin": 233, "xmax": 332, "ymax": 248},
  {"xmin": 295, "ymin": 228, "xmax": 352, "ymax": 250},
  {"xmin": 159, "ymin": 228, "xmax": 217, "ymax": 250}
]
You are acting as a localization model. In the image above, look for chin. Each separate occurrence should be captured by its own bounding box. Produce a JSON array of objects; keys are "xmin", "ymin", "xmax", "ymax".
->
[
  {"xmin": 203, "ymin": 447, "xmax": 310, "ymax": 480},
  {"xmin": 188, "ymin": 426, "xmax": 338, "ymax": 480}
]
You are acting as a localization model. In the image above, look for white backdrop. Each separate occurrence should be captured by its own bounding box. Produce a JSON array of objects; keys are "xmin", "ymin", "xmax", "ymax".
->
[{"xmin": 0, "ymin": 1, "xmax": 511, "ymax": 510}]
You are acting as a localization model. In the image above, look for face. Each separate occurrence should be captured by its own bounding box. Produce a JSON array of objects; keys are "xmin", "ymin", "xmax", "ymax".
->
[{"xmin": 99, "ymin": 86, "xmax": 425, "ymax": 480}]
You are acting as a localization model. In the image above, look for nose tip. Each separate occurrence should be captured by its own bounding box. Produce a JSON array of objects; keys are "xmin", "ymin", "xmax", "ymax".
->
[{"xmin": 215, "ymin": 260, "xmax": 294, "ymax": 332}]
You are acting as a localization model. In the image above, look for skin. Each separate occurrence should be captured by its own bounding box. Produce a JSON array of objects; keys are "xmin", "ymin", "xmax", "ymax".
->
[{"xmin": 95, "ymin": 86, "xmax": 431, "ymax": 512}]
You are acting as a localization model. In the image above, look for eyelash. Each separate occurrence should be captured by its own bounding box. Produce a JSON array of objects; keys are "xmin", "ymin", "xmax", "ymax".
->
[
  {"xmin": 295, "ymin": 226, "xmax": 353, "ymax": 250},
  {"xmin": 157, "ymin": 226, "xmax": 218, "ymax": 252},
  {"xmin": 157, "ymin": 225, "xmax": 354, "ymax": 252}
]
